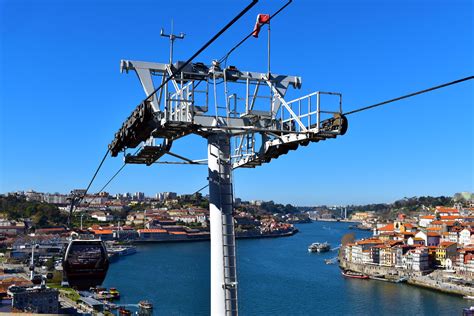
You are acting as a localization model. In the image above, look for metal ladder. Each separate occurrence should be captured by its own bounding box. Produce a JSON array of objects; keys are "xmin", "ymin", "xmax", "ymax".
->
[
  {"xmin": 218, "ymin": 145, "xmax": 238, "ymax": 316},
  {"xmin": 221, "ymin": 212, "xmax": 238, "ymax": 316}
]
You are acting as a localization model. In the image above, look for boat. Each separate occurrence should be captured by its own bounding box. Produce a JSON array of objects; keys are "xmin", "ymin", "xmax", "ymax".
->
[
  {"xmin": 308, "ymin": 242, "xmax": 331, "ymax": 253},
  {"xmin": 395, "ymin": 277, "xmax": 408, "ymax": 283},
  {"xmin": 463, "ymin": 306, "xmax": 474, "ymax": 316},
  {"xmin": 138, "ymin": 300, "xmax": 153, "ymax": 309},
  {"xmin": 324, "ymin": 257, "xmax": 338, "ymax": 264},
  {"xmin": 369, "ymin": 276, "xmax": 389, "ymax": 282},
  {"xmin": 118, "ymin": 307, "xmax": 132, "ymax": 315},
  {"xmin": 107, "ymin": 245, "xmax": 137, "ymax": 256},
  {"xmin": 109, "ymin": 288, "xmax": 120, "ymax": 299},
  {"xmin": 464, "ymin": 296, "xmax": 474, "ymax": 300},
  {"xmin": 341, "ymin": 270, "xmax": 369, "ymax": 279},
  {"xmin": 95, "ymin": 288, "xmax": 120, "ymax": 300}
]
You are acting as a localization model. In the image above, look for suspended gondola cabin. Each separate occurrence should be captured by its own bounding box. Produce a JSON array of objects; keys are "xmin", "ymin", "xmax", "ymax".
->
[{"xmin": 62, "ymin": 239, "xmax": 109, "ymax": 290}]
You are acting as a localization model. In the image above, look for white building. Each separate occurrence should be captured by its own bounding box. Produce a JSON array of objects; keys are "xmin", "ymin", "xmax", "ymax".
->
[
  {"xmin": 91, "ymin": 211, "xmax": 114, "ymax": 222},
  {"xmin": 415, "ymin": 231, "xmax": 427, "ymax": 246},
  {"xmin": 403, "ymin": 247, "xmax": 429, "ymax": 271},
  {"xmin": 351, "ymin": 245, "xmax": 363, "ymax": 263},
  {"xmin": 42, "ymin": 194, "xmax": 68, "ymax": 204},
  {"xmin": 460, "ymin": 228, "xmax": 473, "ymax": 246},
  {"xmin": 419, "ymin": 215, "xmax": 435, "ymax": 228}
]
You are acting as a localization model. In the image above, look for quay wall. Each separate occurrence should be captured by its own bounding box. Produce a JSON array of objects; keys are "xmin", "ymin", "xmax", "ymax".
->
[
  {"xmin": 408, "ymin": 275, "xmax": 474, "ymax": 297},
  {"xmin": 339, "ymin": 259, "xmax": 408, "ymax": 280},
  {"xmin": 340, "ymin": 258, "xmax": 474, "ymax": 296}
]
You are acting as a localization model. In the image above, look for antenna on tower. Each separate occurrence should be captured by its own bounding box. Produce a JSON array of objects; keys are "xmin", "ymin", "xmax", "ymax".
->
[{"xmin": 160, "ymin": 19, "xmax": 185, "ymax": 64}]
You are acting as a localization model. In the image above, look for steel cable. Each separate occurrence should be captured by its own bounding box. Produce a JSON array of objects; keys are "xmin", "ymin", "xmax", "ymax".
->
[{"xmin": 343, "ymin": 76, "xmax": 474, "ymax": 116}]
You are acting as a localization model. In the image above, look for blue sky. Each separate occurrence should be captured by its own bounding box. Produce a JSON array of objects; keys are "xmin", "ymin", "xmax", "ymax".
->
[{"xmin": 0, "ymin": 0, "xmax": 472, "ymax": 205}]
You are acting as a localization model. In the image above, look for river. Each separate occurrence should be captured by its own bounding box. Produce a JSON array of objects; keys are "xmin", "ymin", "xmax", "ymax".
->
[{"xmin": 103, "ymin": 221, "xmax": 470, "ymax": 315}]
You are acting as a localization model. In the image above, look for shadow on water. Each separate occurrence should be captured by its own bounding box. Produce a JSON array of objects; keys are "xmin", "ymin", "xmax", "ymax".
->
[{"xmin": 103, "ymin": 222, "xmax": 469, "ymax": 315}]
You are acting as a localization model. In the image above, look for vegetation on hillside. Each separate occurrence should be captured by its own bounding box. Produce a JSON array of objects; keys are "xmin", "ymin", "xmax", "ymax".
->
[{"xmin": 0, "ymin": 195, "xmax": 67, "ymax": 228}]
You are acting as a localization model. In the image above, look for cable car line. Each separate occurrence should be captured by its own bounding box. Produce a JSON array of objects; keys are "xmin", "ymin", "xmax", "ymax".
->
[
  {"xmin": 80, "ymin": 148, "xmax": 110, "ymax": 200},
  {"xmin": 193, "ymin": 184, "xmax": 209, "ymax": 195},
  {"xmin": 343, "ymin": 75, "xmax": 474, "ymax": 116}
]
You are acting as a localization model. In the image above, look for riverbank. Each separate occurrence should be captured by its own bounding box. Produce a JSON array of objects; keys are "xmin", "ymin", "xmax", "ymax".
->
[
  {"xmin": 312, "ymin": 218, "xmax": 360, "ymax": 223},
  {"xmin": 340, "ymin": 259, "xmax": 474, "ymax": 297},
  {"xmin": 131, "ymin": 228, "xmax": 298, "ymax": 244}
]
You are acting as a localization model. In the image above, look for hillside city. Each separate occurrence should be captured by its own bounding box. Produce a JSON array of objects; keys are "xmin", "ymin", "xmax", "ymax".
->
[{"xmin": 0, "ymin": 190, "xmax": 471, "ymax": 314}]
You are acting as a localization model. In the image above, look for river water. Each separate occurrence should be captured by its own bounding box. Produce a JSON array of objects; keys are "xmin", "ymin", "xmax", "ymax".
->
[{"xmin": 103, "ymin": 221, "xmax": 470, "ymax": 315}]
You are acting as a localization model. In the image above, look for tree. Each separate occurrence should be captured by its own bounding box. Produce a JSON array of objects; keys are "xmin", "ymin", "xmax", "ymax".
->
[{"xmin": 341, "ymin": 233, "xmax": 355, "ymax": 246}]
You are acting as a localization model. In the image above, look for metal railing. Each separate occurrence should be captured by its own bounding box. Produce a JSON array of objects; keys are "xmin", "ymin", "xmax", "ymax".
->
[{"xmin": 281, "ymin": 91, "xmax": 342, "ymax": 133}]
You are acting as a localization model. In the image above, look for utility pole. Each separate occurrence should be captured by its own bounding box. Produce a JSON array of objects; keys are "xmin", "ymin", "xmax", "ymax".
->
[{"xmin": 29, "ymin": 243, "xmax": 38, "ymax": 280}]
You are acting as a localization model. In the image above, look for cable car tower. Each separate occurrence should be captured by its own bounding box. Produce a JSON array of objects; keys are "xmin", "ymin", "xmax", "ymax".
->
[{"xmin": 108, "ymin": 14, "xmax": 348, "ymax": 316}]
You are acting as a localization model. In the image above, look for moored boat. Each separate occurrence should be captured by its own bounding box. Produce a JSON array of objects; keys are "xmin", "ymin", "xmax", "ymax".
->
[
  {"xmin": 118, "ymin": 307, "xmax": 132, "ymax": 315},
  {"xmin": 341, "ymin": 270, "xmax": 369, "ymax": 279}
]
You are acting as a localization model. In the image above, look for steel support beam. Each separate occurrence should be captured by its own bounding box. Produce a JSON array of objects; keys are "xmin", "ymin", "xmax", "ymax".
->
[{"xmin": 208, "ymin": 133, "xmax": 238, "ymax": 316}]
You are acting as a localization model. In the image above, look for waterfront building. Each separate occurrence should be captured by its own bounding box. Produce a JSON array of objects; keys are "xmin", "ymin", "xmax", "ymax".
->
[
  {"xmin": 362, "ymin": 249, "xmax": 372, "ymax": 264},
  {"xmin": 412, "ymin": 246, "xmax": 430, "ymax": 271},
  {"xmin": 403, "ymin": 247, "xmax": 429, "ymax": 271},
  {"xmin": 91, "ymin": 229, "xmax": 114, "ymax": 241},
  {"xmin": 162, "ymin": 225, "xmax": 186, "ymax": 232},
  {"xmin": 394, "ymin": 245, "xmax": 413, "ymax": 268},
  {"xmin": 457, "ymin": 247, "xmax": 474, "ymax": 278},
  {"xmin": 35, "ymin": 227, "xmax": 67, "ymax": 235},
  {"xmin": 9, "ymin": 286, "xmax": 59, "ymax": 314},
  {"xmin": 115, "ymin": 227, "xmax": 139, "ymax": 240},
  {"xmin": 379, "ymin": 246, "xmax": 395, "ymax": 267},
  {"xmin": 343, "ymin": 243, "xmax": 354, "ymax": 262},
  {"xmin": 350, "ymin": 212, "xmax": 374, "ymax": 222},
  {"xmin": 168, "ymin": 231, "xmax": 188, "ymax": 240},
  {"xmin": 138, "ymin": 229, "xmax": 168, "ymax": 239},
  {"xmin": 371, "ymin": 245, "xmax": 381, "ymax": 264},
  {"xmin": 436, "ymin": 242, "xmax": 458, "ymax": 267}
]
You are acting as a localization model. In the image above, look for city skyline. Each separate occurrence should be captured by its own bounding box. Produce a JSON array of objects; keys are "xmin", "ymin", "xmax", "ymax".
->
[{"xmin": 1, "ymin": 0, "xmax": 473, "ymax": 205}]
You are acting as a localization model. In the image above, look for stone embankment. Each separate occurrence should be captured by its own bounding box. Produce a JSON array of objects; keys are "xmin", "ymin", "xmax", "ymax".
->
[
  {"xmin": 340, "ymin": 259, "xmax": 409, "ymax": 281},
  {"xmin": 408, "ymin": 271, "xmax": 474, "ymax": 297},
  {"xmin": 340, "ymin": 258, "xmax": 474, "ymax": 296}
]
